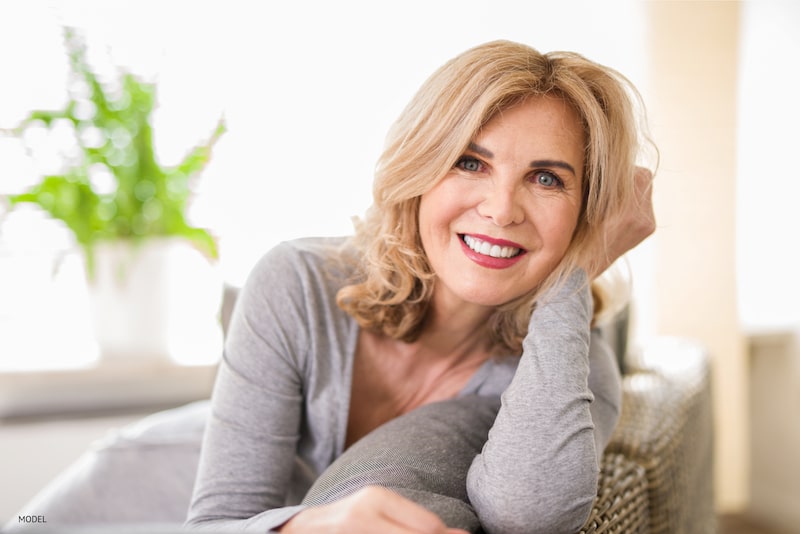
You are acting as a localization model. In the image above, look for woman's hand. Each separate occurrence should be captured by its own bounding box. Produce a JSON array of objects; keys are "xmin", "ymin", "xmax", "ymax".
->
[
  {"xmin": 586, "ymin": 166, "xmax": 656, "ymax": 278},
  {"xmin": 278, "ymin": 486, "xmax": 469, "ymax": 534}
]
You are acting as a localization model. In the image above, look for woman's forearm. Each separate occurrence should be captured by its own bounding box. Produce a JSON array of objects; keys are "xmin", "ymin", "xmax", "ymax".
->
[{"xmin": 466, "ymin": 269, "xmax": 597, "ymax": 534}]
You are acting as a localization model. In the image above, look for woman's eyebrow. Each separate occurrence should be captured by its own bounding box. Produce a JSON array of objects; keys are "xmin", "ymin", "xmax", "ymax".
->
[
  {"xmin": 530, "ymin": 159, "xmax": 577, "ymax": 176},
  {"xmin": 467, "ymin": 142, "xmax": 494, "ymax": 158}
]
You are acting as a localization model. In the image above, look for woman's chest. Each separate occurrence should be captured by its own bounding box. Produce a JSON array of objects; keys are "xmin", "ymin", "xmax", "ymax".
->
[{"xmin": 344, "ymin": 331, "xmax": 486, "ymax": 448}]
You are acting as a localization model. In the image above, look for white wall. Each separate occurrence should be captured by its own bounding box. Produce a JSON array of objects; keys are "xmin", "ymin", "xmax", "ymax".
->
[
  {"xmin": 738, "ymin": 1, "xmax": 800, "ymax": 528},
  {"xmin": 643, "ymin": 1, "xmax": 746, "ymax": 511},
  {"xmin": 736, "ymin": 0, "xmax": 800, "ymax": 333},
  {"xmin": 641, "ymin": 0, "xmax": 800, "ymax": 514}
]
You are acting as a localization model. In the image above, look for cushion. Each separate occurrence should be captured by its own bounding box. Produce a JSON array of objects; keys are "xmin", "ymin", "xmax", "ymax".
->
[{"xmin": 302, "ymin": 394, "xmax": 501, "ymax": 533}]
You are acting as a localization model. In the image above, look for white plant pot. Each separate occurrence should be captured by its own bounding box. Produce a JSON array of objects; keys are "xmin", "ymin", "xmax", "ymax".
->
[{"xmin": 87, "ymin": 238, "xmax": 221, "ymax": 363}]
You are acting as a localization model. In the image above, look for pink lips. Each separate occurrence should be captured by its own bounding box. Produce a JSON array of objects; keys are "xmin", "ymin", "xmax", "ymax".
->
[{"xmin": 459, "ymin": 233, "xmax": 527, "ymax": 270}]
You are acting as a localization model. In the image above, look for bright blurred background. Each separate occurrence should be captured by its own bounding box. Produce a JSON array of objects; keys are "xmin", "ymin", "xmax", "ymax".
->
[{"xmin": 0, "ymin": 0, "xmax": 797, "ymax": 531}]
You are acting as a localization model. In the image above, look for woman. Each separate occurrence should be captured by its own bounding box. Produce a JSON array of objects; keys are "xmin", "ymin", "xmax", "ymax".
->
[{"xmin": 186, "ymin": 40, "xmax": 656, "ymax": 533}]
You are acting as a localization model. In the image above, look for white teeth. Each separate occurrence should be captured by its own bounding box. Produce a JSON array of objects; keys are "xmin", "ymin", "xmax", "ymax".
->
[{"xmin": 463, "ymin": 235, "xmax": 521, "ymax": 259}]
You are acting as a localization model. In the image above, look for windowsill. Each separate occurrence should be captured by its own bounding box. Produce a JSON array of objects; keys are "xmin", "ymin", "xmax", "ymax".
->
[
  {"xmin": 747, "ymin": 328, "xmax": 797, "ymax": 348},
  {"xmin": 0, "ymin": 358, "xmax": 218, "ymax": 421},
  {"xmin": 0, "ymin": 236, "xmax": 226, "ymax": 421}
]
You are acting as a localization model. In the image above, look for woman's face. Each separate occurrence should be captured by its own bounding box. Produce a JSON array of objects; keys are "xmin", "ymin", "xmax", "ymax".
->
[{"xmin": 418, "ymin": 95, "xmax": 585, "ymax": 310}]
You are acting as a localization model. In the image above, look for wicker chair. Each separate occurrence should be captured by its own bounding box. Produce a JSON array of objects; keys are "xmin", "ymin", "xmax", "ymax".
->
[{"xmin": 580, "ymin": 337, "xmax": 715, "ymax": 533}]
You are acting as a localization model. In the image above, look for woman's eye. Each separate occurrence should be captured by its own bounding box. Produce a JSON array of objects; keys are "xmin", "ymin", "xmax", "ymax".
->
[
  {"xmin": 534, "ymin": 171, "xmax": 562, "ymax": 188},
  {"xmin": 456, "ymin": 157, "xmax": 482, "ymax": 172}
]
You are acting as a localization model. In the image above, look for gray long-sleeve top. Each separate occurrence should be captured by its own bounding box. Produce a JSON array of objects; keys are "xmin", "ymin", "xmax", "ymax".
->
[{"xmin": 186, "ymin": 237, "xmax": 621, "ymax": 533}]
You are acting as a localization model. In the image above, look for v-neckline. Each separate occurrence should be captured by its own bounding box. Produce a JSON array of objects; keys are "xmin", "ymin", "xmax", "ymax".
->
[{"xmin": 338, "ymin": 324, "xmax": 501, "ymax": 454}]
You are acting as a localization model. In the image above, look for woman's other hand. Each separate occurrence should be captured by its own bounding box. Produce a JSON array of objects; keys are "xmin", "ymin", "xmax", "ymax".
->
[
  {"xmin": 278, "ymin": 486, "xmax": 469, "ymax": 534},
  {"xmin": 587, "ymin": 166, "xmax": 655, "ymax": 278}
]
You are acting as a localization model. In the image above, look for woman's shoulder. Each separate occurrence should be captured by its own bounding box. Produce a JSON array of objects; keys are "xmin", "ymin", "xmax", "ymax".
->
[
  {"xmin": 262, "ymin": 235, "xmax": 351, "ymax": 261},
  {"xmin": 250, "ymin": 236, "xmax": 356, "ymax": 284},
  {"xmin": 277, "ymin": 235, "xmax": 351, "ymax": 254}
]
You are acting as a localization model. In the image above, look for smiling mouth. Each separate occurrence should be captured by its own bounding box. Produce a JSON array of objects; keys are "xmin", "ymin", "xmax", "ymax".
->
[{"xmin": 460, "ymin": 234, "xmax": 525, "ymax": 259}]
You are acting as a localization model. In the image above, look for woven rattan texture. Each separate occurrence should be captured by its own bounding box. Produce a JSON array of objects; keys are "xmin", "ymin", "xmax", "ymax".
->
[
  {"xmin": 580, "ymin": 453, "xmax": 649, "ymax": 533},
  {"xmin": 592, "ymin": 339, "xmax": 715, "ymax": 534}
]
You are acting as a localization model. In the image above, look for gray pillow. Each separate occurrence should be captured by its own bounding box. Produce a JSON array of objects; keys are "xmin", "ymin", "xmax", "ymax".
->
[{"xmin": 301, "ymin": 395, "xmax": 501, "ymax": 533}]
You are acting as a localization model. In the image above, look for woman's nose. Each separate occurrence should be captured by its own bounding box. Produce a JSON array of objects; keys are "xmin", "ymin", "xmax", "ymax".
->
[{"xmin": 476, "ymin": 183, "xmax": 525, "ymax": 227}]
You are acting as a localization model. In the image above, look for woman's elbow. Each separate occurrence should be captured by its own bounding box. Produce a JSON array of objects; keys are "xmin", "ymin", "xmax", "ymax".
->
[{"xmin": 467, "ymin": 466, "xmax": 597, "ymax": 533}]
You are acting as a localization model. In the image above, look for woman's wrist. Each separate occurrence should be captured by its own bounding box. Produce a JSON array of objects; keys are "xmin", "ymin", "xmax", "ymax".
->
[{"xmin": 528, "ymin": 268, "xmax": 592, "ymax": 331}]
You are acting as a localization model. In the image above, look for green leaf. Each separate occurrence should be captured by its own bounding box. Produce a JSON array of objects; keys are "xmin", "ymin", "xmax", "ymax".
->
[
  {"xmin": 10, "ymin": 174, "xmax": 101, "ymax": 248},
  {"xmin": 175, "ymin": 117, "xmax": 226, "ymax": 181},
  {"xmin": 181, "ymin": 226, "xmax": 219, "ymax": 260},
  {"xmin": 7, "ymin": 25, "xmax": 224, "ymax": 272}
]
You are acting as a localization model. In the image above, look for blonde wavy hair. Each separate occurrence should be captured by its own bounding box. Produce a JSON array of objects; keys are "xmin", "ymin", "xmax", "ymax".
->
[{"xmin": 336, "ymin": 40, "xmax": 654, "ymax": 355}]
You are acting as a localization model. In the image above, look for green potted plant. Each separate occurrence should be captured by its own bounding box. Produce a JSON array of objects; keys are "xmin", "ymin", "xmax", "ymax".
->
[{"xmin": 4, "ymin": 26, "xmax": 225, "ymax": 362}]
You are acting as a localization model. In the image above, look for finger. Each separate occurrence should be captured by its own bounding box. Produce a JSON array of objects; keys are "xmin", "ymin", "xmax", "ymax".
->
[
  {"xmin": 634, "ymin": 165, "xmax": 653, "ymax": 181},
  {"xmin": 634, "ymin": 166, "xmax": 655, "ymax": 196},
  {"xmin": 282, "ymin": 494, "xmax": 447, "ymax": 534},
  {"xmin": 634, "ymin": 165, "xmax": 653, "ymax": 180},
  {"xmin": 381, "ymin": 488, "xmax": 447, "ymax": 533},
  {"xmin": 366, "ymin": 486, "xmax": 452, "ymax": 533}
]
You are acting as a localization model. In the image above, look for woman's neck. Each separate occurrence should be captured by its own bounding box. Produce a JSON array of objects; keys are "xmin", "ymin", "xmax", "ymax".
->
[{"xmin": 415, "ymin": 287, "xmax": 495, "ymax": 360}]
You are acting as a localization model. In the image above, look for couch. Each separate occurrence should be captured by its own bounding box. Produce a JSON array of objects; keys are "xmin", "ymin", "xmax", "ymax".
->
[{"xmin": 3, "ymin": 322, "xmax": 714, "ymax": 533}]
